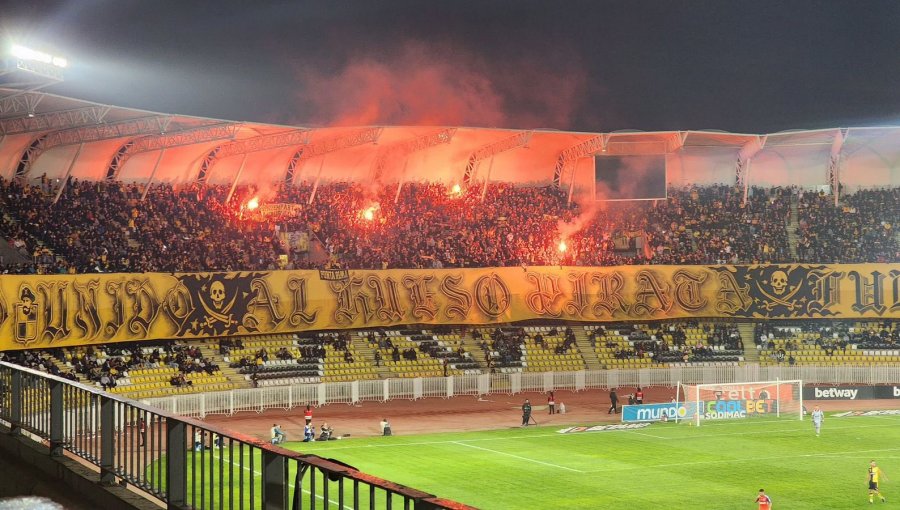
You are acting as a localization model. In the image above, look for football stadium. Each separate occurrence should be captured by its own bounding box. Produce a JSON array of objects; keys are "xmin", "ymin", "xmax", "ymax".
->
[{"xmin": 1, "ymin": 3, "xmax": 900, "ymax": 510}]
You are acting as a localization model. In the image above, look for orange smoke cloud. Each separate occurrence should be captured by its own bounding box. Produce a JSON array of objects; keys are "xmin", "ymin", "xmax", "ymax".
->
[{"xmin": 289, "ymin": 43, "xmax": 588, "ymax": 129}]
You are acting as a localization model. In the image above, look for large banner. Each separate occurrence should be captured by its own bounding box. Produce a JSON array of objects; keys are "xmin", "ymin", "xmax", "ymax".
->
[{"xmin": 1, "ymin": 263, "xmax": 898, "ymax": 350}]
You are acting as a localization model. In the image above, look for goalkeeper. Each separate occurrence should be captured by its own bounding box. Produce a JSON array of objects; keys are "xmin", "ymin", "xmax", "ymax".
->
[{"xmin": 811, "ymin": 405, "xmax": 824, "ymax": 436}]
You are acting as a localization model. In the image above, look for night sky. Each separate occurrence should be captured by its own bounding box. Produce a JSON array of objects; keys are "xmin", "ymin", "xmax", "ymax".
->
[{"xmin": 3, "ymin": 1, "xmax": 900, "ymax": 133}]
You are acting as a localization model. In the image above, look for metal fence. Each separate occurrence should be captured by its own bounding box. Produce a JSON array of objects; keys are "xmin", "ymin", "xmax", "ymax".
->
[
  {"xmin": 144, "ymin": 363, "xmax": 900, "ymax": 419},
  {"xmin": 0, "ymin": 362, "xmax": 474, "ymax": 510}
]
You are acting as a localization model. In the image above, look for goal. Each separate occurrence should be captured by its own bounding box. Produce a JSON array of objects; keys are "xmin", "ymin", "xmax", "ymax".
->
[{"xmin": 675, "ymin": 379, "xmax": 803, "ymax": 426}]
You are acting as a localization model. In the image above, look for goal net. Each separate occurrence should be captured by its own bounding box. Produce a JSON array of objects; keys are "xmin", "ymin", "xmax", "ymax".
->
[{"xmin": 675, "ymin": 379, "xmax": 803, "ymax": 426}]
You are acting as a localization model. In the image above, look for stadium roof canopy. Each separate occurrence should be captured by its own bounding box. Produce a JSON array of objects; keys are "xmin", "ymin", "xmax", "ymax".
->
[{"xmin": 0, "ymin": 89, "xmax": 898, "ymax": 191}]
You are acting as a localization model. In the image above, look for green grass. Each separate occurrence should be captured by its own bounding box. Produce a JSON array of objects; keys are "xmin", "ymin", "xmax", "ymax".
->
[
  {"xmin": 150, "ymin": 413, "xmax": 900, "ymax": 509},
  {"xmin": 296, "ymin": 414, "xmax": 900, "ymax": 509}
]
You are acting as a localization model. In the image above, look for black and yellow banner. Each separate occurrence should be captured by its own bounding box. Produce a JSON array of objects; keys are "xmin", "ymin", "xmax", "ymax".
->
[{"xmin": 2, "ymin": 264, "xmax": 898, "ymax": 350}]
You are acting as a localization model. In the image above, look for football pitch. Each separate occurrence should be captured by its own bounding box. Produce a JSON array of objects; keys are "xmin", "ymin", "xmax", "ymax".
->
[{"xmin": 164, "ymin": 412, "xmax": 900, "ymax": 509}]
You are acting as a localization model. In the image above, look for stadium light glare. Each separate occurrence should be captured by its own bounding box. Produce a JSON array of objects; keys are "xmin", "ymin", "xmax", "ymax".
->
[{"xmin": 11, "ymin": 44, "xmax": 68, "ymax": 68}]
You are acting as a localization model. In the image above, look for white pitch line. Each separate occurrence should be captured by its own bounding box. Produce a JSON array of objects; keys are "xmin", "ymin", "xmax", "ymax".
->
[
  {"xmin": 308, "ymin": 420, "xmax": 900, "ymax": 452},
  {"xmin": 582, "ymin": 446, "xmax": 900, "ymax": 473},
  {"xmin": 209, "ymin": 449, "xmax": 353, "ymax": 510},
  {"xmin": 450, "ymin": 440, "xmax": 585, "ymax": 473},
  {"xmin": 627, "ymin": 430, "xmax": 667, "ymax": 439}
]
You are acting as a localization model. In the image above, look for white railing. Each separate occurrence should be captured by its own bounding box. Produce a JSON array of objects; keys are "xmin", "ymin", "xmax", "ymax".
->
[{"xmin": 144, "ymin": 363, "xmax": 900, "ymax": 419}]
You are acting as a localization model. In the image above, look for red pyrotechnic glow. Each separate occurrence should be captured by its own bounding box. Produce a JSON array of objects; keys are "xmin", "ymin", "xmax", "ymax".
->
[
  {"xmin": 558, "ymin": 240, "xmax": 568, "ymax": 253},
  {"xmin": 246, "ymin": 197, "xmax": 260, "ymax": 210},
  {"xmin": 361, "ymin": 205, "xmax": 378, "ymax": 221}
]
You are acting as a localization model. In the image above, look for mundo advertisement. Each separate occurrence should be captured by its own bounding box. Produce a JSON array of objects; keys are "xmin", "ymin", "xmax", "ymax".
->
[
  {"xmin": 622, "ymin": 400, "xmax": 779, "ymax": 423},
  {"xmin": 0, "ymin": 262, "xmax": 898, "ymax": 350}
]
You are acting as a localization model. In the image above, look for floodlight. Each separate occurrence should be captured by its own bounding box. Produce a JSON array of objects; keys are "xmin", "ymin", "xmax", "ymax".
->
[
  {"xmin": 12, "ymin": 45, "xmax": 51, "ymax": 64},
  {"xmin": 10, "ymin": 44, "xmax": 68, "ymax": 68}
]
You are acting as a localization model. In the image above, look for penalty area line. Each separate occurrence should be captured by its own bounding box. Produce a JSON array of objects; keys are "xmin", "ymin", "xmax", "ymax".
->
[
  {"xmin": 581, "ymin": 446, "xmax": 900, "ymax": 473},
  {"xmin": 450, "ymin": 441, "xmax": 585, "ymax": 473},
  {"xmin": 626, "ymin": 430, "xmax": 667, "ymax": 439}
]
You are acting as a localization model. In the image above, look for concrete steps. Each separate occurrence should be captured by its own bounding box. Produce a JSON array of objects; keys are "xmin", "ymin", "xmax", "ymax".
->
[
  {"xmin": 573, "ymin": 329, "xmax": 602, "ymax": 371},
  {"xmin": 787, "ymin": 193, "xmax": 800, "ymax": 260},
  {"xmin": 351, "ymin": 335, "xmax": 393, "ymax": 379},
  {"xmin": 465, "ymin": 334, "xmax": 492, "ymax": 372},
  {"xmin": 198, "ymin": 342, "xmax": 250, "ymax": 388},
  {"xmin": 48, "ymin": 356, "xmax": 87, "ymax": 383},
  {"xmin": 738, "ymin": 323, "xmax": 760, "ymax": 362}
]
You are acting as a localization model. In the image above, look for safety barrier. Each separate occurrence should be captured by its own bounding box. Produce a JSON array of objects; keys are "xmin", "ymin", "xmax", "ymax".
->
[
  {"xmin": 0, "ymin": 362, "xmax": 473, "ymax": 510},
  {"xmin": 144, "ymin": 363, "xmax": 900, "ymax": 419}
]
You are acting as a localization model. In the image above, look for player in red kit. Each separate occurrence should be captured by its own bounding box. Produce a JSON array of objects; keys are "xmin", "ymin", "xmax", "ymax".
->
[{"xmin": 755, "ymin": 489, "xmax": 772, "ymax": 509}]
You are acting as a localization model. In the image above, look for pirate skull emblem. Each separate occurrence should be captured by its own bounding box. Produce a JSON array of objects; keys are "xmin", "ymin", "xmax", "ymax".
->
[
  {"xmin": 770, "ymin": 270, "xmax": 788, "ymax": 295},
  {"xmin": 210, "ymin": 281, "xmax": 226, "ymax": 309}
]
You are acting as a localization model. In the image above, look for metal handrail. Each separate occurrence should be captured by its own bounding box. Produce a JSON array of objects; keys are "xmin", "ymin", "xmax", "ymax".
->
[{"xmin": 0, "ymin": 361, "xmax": 475, "ymax": 510}]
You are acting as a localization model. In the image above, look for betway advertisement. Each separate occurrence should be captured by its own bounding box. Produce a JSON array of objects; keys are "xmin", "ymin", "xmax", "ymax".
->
[
  {"xmin": 803, "ymin": 386, "xmax": 900, "ymax": 401},
  {"xmin": 622, "ymin": 400, "xmax": 778, "ymax": 423}
]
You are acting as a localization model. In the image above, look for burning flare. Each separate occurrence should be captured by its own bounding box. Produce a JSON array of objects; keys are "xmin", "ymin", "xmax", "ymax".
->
[
  {"xmin": 361, "ymin": 204, "xmax": 379, "ymax": 221},
  {"xmin": 246, "ymin": 197, "xmax": 260, "ymax": 210},
  {"xmin": 558, "ymin": 240, "xmax": 568, "ymax": 253}
]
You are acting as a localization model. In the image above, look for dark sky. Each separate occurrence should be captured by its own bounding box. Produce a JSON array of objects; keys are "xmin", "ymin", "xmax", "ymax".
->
[{"xmin": 3, "ymin": 1, "xmax": 900, "ymax": 133}]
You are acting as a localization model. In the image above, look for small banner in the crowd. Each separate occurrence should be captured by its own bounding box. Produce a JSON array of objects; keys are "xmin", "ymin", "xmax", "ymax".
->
[
  {"xmin": 279, "ymin": 231, "xmax": 309, "ymax": 253},
  {"xmin": 257, "ymin": 203, "xmax": 304, "ymax": 218}
]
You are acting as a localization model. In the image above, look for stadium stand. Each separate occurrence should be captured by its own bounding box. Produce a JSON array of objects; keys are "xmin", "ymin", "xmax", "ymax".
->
[
  {"xmin": 1, "ymin": 177, "xmax": 898, "ymax": 275},
  {"xmin": 13, "ymin": 341, "xmax": 235, "ymax": 400},
  {"xmin": 222, "ymin": 334, "xmax": 324, "ymax": 387},
  {"xmin": 756, "ymin": 321, "xmax": 900, "ymax": 366},
  {"xmin": 590, "ymin": 322, "xmax": 744, "ymax": 369},
  {"xmin": 1, "ymin": 176, "xmax": 897, "ymax": 393}
]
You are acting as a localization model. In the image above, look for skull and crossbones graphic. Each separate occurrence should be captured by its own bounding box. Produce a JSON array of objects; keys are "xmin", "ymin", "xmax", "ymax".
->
[
  {"xmin": 199, "ymin": 280, "xmax": 237, "ymax": 328},
  {"xmin": 756, "ymin": 268, "xmax": 801, "ymax": 311}
]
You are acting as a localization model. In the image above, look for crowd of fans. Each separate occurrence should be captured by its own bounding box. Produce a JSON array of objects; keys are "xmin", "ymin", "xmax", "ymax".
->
[
  {"xmin": 0, "ymin": 176, "xmax": 896, "ymax": 274},
  {"xmin": 757, "ymin": 321, "xmax": 899, "ymax": 350},
  {"xmin": 586, "ymin": 321, "xmax": 744, "ymax": 364},
  {"xmin": 0, "ymin": 350, "xmax": 78, "ymax": 380},
  {"xmin": 797, "ymin": 188, "xmax": 899, "ymax": 263},
  {"xmin": 5, "ymin": 341, "xmax": 223, "ymax": 389}
]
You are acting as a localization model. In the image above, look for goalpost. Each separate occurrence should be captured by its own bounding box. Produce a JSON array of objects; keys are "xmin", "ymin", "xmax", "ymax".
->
[{"xmin": 675, "ymin": 379, "xmax": 803, "ymax": 426}]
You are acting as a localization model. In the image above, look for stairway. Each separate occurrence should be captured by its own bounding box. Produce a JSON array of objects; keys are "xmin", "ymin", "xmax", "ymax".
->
[
  {"xmin": 351, "ymin": 334, "xmax": 393, "ymax": 379},
  {"xmin": 466, "ymin": 336, "xmax": 492, "ymax": 372},
  {"xmin": 573, "ymin": 329, "xmax": 602, "ymax": 370},
  {"xmin": 197, "ymin": 342, "xmax": 250, "ymax": 388},
  {"xmin": 48, "ymin": 355, "xmax": 87, "ymax": 382},
  {"xmin": 787, "ymin": 193, "xmax": 800, "ymax": 260},
  {"xmin": 738, "ymin": 323, "xmax": 759, "ymax": 363}
]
